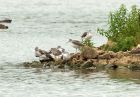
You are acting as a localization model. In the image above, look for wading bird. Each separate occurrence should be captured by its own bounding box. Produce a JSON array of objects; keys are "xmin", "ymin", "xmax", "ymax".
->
[
  {"xmin": 35, "ymin": 47, "xmax": 54, "ymax": 62},
  {"xmin": 81, "ymin": 31, "xmax": 93, "ymax": 41},
  {"xmin": 67, "ymin": 39, "xmax": 84, "ymax": 52}
]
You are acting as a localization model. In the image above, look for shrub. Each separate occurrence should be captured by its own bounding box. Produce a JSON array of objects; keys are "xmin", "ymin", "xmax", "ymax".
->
[
  {"xmin": 82, "ymin": 39, "xmax": 94, "ymax": 47},
  {"xmin": 98, "ymin": 4, "xmax": 140, "ymax": 52}
]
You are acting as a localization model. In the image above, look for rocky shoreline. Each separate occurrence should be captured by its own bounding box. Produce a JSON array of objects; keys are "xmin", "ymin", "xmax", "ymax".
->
[{"xmin": 21, "ymin": 46, "xmax": 140, "ymax": 71}]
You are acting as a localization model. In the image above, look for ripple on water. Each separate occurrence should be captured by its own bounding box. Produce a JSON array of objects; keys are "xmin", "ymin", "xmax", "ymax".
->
[{"xmin": 0, "ymin": 64, "xmax": 140, "ymax": 97}]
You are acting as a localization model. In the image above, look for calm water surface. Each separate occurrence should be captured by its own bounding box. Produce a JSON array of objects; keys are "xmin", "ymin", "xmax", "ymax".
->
[{"xmin": 0, "ymin": 0, "xmax": 140, "ymax": 97}]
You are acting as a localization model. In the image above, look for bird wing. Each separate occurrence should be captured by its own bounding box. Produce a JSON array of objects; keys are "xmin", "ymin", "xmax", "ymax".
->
[
  {"xmin": 81, "ymin": 32, "xmax": 87, "ymax": 38},
  {"xmin": 51, "ymin": 48, "xmax": 62, "ymax": 55},
  {"xmin": 46, "ymin": 53, "xmax": 54, "ymax": 60},
  {"xmin": 72, "ymin": 40, "xmax": 84, "ymax": 46}
]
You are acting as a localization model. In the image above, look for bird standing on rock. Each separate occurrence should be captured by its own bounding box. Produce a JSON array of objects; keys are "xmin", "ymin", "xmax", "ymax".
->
[
  {"xmin": 61, "ymin": 49, "xmax": 71, "ymax": 61},
  {"xmin": 49, "ymin": 47, "xmax": 62, "ymax": 60},
  {"xmin": 35, "ymin": 47, "xmax": 47, "ymax": 57},
  {"xmin": 67, "ymin": 39, "xmax": 84, "ymax": 52},
  {"xmin": 81, "ymin": 31, "xmax": 93, "ymax": 41},
  {"xmin": 34, "ymin": 47, "xmax": 54, "ymax": 63},
  {"xmin": 57, "ymin": 46, "xmax": 65, "ymax": 52},
  {"xmin": 39, "ymin": 53, "xmax": 54, "ymax": 63}
]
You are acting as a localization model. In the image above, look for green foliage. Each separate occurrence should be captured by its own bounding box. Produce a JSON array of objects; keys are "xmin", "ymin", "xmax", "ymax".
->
[
  {"xmin": 80, "ymin": 39, "xmax": 94, "ymax": 52},
  {"xmin": 82, "ymin": 39, "xmax": 94, "ymax": 47},
  {"xmin": 112, "ymin": 36, "xmax": 135, "ymax": 52},
  {"xmin": 98, "ymin": 4, "xmax": 140, "ymax": 51}
]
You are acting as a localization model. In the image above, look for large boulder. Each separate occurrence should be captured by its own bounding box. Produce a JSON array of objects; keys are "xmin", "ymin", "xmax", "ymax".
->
[
  {"xmin": 0, "ymin": 24, "xmax": 8, "ymax": 29},
  {"xmin": 81, "ymin": 46, "xmax": 98, "ymax": 60}
]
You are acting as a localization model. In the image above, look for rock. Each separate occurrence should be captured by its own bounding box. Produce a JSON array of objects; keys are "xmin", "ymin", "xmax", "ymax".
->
[
  {"xmin": 128, "ymin": 64, "xmax": 140, "ymax": 71},
  {"xmin": 108, "ymin": 51, "xmax": 117, "ymax": 58},
  {"xmin": 22, "ymin": 61, "xmax": 43, "ymax": 68},
  {"xmin": 99, "ymin": 40, "xmax": 117, "ymax": 50},
  {"xmin": 130, "ymin": 48, "xmax": 140, "ymax": 54},
  {"xmin": 80, "ymin": 59, "xmax": 95, "ymax": 69},
  {"xmin": 97, "ymin": 50, "xmax": 105, "ymax": 55},
  {"xmin": 105, "ymin": 64, "xmax": 118, "ymax": 70},
  {"xmin": 70, "ymin": 53, "xmax": 81, "ymax": 60},
  {"xmin": 81, "ymin": 46, "xmax": 98, "ymax": 60},
  {"xmin": 0, "ymin": 19, "xmax": 12, "ymax": 23},
  {"xmin": 99, "ymin": 51, "xmax": 117, "ymax": 59},
  {"xmin": 116, "ymin": 51, "xmax": 124, "ymax": 58},
  {"xmin": 69, "ymin": 58, "xmax": 84, "ymax": 69},
  {"xmin": 123, "ymin": 52, "xmax": 130, "ymax": 56},
  {"xmin": 98, "ymin": 53, "xmax": 111, "ymax": 59},
  {"xmin": 0, "ymin": 24, "xmax": 8, "ymax": 29}
]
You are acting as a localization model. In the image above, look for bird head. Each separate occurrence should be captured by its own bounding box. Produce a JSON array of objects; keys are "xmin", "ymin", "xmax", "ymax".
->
[
  {"xmin": 57, "ymin": 45, "xmax": 61, "ymax": 49},
  {"xmin": 88, "ymin": 30, "xmax": 91, "ymax": 32},
  {"xmin": 62, "ymin": 49, "xmax": 65, "ymax": 53},
  {"xmin": 67, "ymin": 39, "xmax": 72, "ymax": 43},
  {"xmin": 35, "ymin": 47, "xmax": 39, "ymax": 51}
]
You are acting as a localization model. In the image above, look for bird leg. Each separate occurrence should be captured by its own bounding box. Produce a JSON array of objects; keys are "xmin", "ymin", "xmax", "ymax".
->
[{"xmin": 76, "ymin": 48, "xmax": 78, "ymax": 53}]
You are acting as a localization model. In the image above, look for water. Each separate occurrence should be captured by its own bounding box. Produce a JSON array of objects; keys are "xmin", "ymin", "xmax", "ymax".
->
[{"xmin": 0, "ymin": 0, "xmax": 140, "ymax": 97}]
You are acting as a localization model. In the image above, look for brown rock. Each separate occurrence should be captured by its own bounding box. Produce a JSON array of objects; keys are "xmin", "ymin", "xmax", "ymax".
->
[
  {"xmin": 108, "ymin": 51, "xmax": 117, "ymax": 58},
  {"xmin": 116, "ymin": 51, "xmax": 124, "ymax": 58},
  {"xmin": 81, "ymin": 46, "xmax": 98, "ymax": 60},
  {"xmin": 97, "ymin": 50, "xmax": 105, "ymax": 55},
  {"xmin": 70, "ymin": 53, "xmax": 81, "ymax": 60},
  {"xmin": 98, "ymin": 53, "xmax": 111, "ymax": 59}
]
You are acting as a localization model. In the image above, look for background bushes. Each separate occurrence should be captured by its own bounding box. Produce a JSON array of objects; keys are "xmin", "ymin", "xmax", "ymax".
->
[{"xmin": 98, "ymin": 4, "xmax": 140, "ymax": 52}]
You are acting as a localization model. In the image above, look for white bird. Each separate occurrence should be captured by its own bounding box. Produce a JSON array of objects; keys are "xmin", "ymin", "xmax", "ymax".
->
[
  {"xmin": 81, "ymin": 31, "xmax": 93, "ymax": 41},
  {"xmin": 39, "ymin": 54, "xmax": 48, "ymax": 63},
  {"xmin": 67, "ymin": 39, "xmax": 84, "ymax": 52},
  {"xmin": 61, "ymin": 49, "xmax": 71, "ymax": 61},
  {"xmin": 35, "ymin": 47, "xmax": 54, "ymax": 63},
  {"xmin": 35, "ymin": 47, "xmax": 47, "ymax": 57},
  {"xmin": 49, "ymin": 47, "xmax": 62, "ymax": 61},
  {"xmin": 57, "ymin": 46, "xmax": 65, "ymax": 52}
]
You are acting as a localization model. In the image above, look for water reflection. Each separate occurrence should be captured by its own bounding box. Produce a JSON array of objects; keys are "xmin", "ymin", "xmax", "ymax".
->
[
  {"xmin": 106, "ymin": 68, "xmax": 140, "ymax": 84},
  {"xmin": 30, "ymin": 65, "xmax": 140, "ymax": 84}
]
